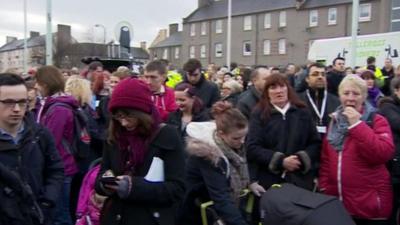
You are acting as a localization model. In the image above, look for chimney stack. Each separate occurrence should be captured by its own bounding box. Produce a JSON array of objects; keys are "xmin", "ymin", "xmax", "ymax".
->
[
  {"xmin": 6, "ymin": 36, "xmax": 17, "ymax": 43},
  {"xmin": 198, "ymin": 0, "xmax": 211, "ymax": 8},
  {"xmin": 140, "ymin": 41, "xmax": 147, "ymax": 50},
  {"xmin": 30, "ymin": 31, "xmax": 40, "ymax": 38},
  {"xmin": 169, "ymin": 23, "xmax": 179, "ymax": 36}
]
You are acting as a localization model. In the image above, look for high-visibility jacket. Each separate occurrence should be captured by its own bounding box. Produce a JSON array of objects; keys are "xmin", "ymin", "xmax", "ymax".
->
[{"xmin": 165, "ymin": 70, "xmax": 183, "ymax": 88}]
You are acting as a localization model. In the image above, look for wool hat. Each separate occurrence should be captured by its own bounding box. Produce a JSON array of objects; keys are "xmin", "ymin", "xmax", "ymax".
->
[{"xmin": 108, "ymin": 78, "xmax": 153, "ymax": 114}]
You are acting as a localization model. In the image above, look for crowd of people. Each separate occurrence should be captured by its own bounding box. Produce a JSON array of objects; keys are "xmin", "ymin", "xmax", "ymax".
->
[{"xmin": 0, "ymin": 55, "xmax": 399, "ymax": 225}]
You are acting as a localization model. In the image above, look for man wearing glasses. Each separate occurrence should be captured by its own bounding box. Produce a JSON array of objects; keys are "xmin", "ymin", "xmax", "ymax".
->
[
  {"xmin": 0, "ymin": 73, "xmax": 64, "ymax": 225},
  {"xmin": 182, "ymin": 59, "xmax": 220, "ymax": 109},
  {"xmin": 299, "ymin": 63, "xmax": 340, "ymax": 136}
]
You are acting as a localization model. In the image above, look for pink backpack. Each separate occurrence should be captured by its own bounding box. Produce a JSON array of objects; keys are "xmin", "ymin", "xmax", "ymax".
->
[{"xmin": 75, "ymin": 165, "xmax": 105, "ymax": 225}]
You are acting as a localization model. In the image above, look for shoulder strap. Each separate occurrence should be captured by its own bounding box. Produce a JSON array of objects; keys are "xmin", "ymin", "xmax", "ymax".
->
[{"xmin": 365, "ymin": 112, "xmax": 376, "ymax": 128}]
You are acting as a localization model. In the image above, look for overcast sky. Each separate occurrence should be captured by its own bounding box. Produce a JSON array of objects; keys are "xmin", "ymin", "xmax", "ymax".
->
[{"xmin": 0, "ymin": 0, "xmax": 197, "ymax": 47}]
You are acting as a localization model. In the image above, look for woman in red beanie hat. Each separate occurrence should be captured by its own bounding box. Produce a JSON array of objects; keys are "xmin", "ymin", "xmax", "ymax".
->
[{"xmin": 95, "ymin": 78, "xmax": 185, "ymax": 225}]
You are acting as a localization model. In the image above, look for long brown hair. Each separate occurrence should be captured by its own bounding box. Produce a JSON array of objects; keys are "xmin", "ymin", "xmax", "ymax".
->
[
  {"xmin": 36, "ymin": 65, "xmax": 65, "ymax": 97},
  {"xmin": 257, "ymin": 73, "xmax": 306, "ymax": 122}
]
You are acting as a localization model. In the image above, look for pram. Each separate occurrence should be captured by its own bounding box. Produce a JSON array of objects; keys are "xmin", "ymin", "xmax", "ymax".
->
[{"xmin": 259, "ymin": 183, "xmax": 355, "ymax": 225}]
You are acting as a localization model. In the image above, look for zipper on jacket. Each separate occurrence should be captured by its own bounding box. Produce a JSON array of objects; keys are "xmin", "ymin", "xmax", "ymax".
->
[
  {"xmin": 337, "ymin": 151, "xmax": 343, "ymax": 201},
  {"xmin": 377, "ymin": 195, "xmax": 381, "ymax": 211}
]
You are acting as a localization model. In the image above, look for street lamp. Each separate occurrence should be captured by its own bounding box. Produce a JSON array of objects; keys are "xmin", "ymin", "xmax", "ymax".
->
[{"xmin": 94, "ymin": 24, "xmax": 106, "ymax": 44}]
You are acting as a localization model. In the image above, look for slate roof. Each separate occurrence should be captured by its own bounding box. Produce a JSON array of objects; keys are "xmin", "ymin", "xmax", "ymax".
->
[
  {"xmin": 184, "ymin": 0, "xmax": 369, "ymax": 23},
  {"xmin": 0, "ymin": 35, "xmax": 45, "ymax": 52},
  {"xmin": 149, "ymin": 32, "xmax": 182, "ymax": 48}
]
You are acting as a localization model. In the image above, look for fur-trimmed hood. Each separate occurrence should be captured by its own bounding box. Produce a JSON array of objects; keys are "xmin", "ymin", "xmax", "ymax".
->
[{"xmin": 185, "ymin": 122, "xmax": 224, "ymax": 165}]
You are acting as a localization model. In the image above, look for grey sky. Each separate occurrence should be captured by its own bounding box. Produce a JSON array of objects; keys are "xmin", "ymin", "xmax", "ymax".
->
[{"xmin": 0, "ymin": 0, "xmax": 197, "ymax": 47}]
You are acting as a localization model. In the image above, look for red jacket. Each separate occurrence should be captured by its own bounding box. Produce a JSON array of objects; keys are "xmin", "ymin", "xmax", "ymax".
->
[
  {"xmin": 152, "ymin": 86, "xmax": 178, "ymax": 122},
  {"xmin": 319, "ymin": 114, "xmax": 394, "ymax": 219}
]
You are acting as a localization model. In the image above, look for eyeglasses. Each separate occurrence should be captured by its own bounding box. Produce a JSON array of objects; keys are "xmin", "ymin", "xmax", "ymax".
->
[
  {"xmin": 0, "ymin": 99, "xmax": 29, "ymax": 109},
  {"xmin": 111, "ymin": 113, "xmax": 135, "ymax": 121}
]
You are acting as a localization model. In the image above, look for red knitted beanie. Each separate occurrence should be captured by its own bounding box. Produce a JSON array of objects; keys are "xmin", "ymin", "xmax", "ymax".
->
[{"xmin": 108, "ymin": 78, "xmax": 153, "ymax": 114}]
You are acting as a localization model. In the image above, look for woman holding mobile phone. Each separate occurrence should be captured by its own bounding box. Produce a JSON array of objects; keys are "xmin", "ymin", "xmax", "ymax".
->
[{"xmin": 95, "ymin": 78, "xmax": 185, "ymax": 225}]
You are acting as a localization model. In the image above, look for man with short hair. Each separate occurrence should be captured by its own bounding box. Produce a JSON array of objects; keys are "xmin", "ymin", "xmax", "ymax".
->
[
  {"xmin": 237, "ymin": 67, "xmax": 271, "ymax": 119},
  {"xmin": 366, "ymin": 56, "xmax": 384, "ymax": 87},
  {"xmin": 0, "ymin": 73, "xmax": 64, "ymax": 225},
  {"xmin": 381, "ymin": 58, "xmax": 395, "ymax": 96},
  {"xmin": 181, "ymin": 59, "xmax": 220, "ymax": 108},
  {"xmin": 326, "ymin": 57, "xmax": 346, "ymax": 96},
  {"xmin": 299, "ymin": 64, "xmax": 340, "ymax": 135},
  {"xmin": 143, "ymin": 60, "xmax": 178, "ymax": 121}
]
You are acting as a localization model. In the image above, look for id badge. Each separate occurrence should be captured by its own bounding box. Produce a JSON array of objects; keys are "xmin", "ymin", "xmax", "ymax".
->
[{"xmin": 317, "ymin": 126, "xmax": 327, "ymax": 134}]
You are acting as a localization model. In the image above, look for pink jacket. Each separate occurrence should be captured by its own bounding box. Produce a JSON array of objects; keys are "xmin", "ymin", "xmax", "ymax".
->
[
  {"xmin": 152, "ymin": 86, "xmax": 178, "ymax": 122},
  {"xmin": 76, "ymin": 165, "xmax": 103, "ymax": 225},
  {"xmin": 319, "ymin": 114, "xmax": 394, "ymax": 219}
]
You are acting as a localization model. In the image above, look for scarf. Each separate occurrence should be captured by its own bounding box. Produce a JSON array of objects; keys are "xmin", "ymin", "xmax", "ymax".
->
[
  {"xmin": 367, "ymin": 87, "xmax": 381, "ymax": 108},
  {"xmin": 327, "ymin": 103, "xmax": 376, "ymax": 151},
  {"xmin": 213, "ymin": 131, "xmax": 250, "ymax": 202},
  {"xmin": 117, "ymin": 106, "xmax": 161, "ymax": 173}
]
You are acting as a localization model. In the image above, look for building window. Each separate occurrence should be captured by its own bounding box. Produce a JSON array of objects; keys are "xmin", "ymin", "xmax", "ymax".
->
[
  {"xmin": 263, "ymin": 40, "xmax": 271, "ymax": 55},
  {"xmin": 201, "ymin": 22, "xmax": 207, "ymax": 35},
  {"xmin": 309, "ymin": 10, "xmax": 318, "ymax": 27},
  {"xmin": 200, "ymin": 45, "xmax": 206, "ymax": 58},
  {"xmin": 215, "ymin": 43, "xmax": 223, "ymax": 57},
  {"xmin": 278, "ymin": 39, "xmax": 286, "ymax": 55},
  {"xmin": 189, "ymin": 46, "xmax": 195, "ymax": 58},
  {"xmin": 264, "ymin": 13, "xmax": 271, "ymax": 29},
  {"xmin": 243, "ymin": 16, "xmax": 252, "ymax": 31},
  {"xmin": 279, "ymin": 11, "xmax": 286, "ymax": 27},
  {"xmin": 190, "ymin": 23, "xmax": 196, "ymax": 36},
  {"xmin": 328, "ymin": 8, "xmax": 337, "ymax": 25},
  {"xmin": 243, "ymin": 41, "xmax": 252, "ymax": 56},
  {"xmin": 216, "ymin": 20, "xmax": 223, "ymax": 33},
  {"xmin": 359, "ymin": 3, "xmax": 372, "ymax": 22},
  {"xmin": 162, "ymin": 49, "xmax": 168, "ymax": 59},
  {"xmin": 174, "ymin": 47, "xmax": 180, "ymax": 59}
]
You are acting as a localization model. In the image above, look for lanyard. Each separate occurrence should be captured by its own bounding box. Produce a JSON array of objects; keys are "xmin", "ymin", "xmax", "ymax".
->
[{"xmin": 306, "ymin": 89, "xmax": 327, "ymax": 125}]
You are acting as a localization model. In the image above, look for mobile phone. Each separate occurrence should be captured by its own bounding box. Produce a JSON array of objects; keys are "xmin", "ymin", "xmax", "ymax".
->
[{"xmin": 100, "ymin": 176, "xmax": 118, "ymax": 185}]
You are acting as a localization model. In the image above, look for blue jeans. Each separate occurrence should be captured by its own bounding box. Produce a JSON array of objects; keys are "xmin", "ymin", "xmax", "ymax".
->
[{"xmin": 52, "ymin": 176, "xmax": 73, "ymax": 225}]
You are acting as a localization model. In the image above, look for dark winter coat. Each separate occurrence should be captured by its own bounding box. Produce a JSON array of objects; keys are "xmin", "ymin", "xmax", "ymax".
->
[
  {"xmin": 246, "ymin": 105, "xmax": 321, "ymax": 190},
  {"xmin": 381, "ymin": 67, "xmax": 395, "ymax": 96},
  {"xmin": 97, "ymin": 95, "xmax": 110, "ymax": 139},
  {"xmin": 222, "ymin": 92, "xmax": 242, "ymax": 106},
  {"xmin": 179, "ymin": 137, "xmax": 248, "ymax": 225},
  {"xmin": 0, "ymin": 118, "xmax": 64, "ymax": 224},
  {"xmin": 182, "ymin": 75, "xmax": 220, "ymax": 109},
  {"xmin": 95, "ymin": 125, "xmax": 185, "ymax": 225},
  {"xmin": 378, "ymin": 95, "xmax": 400, "ymax": 183},
  {"xmin": 326, "ymin": 70, "xmax": 345, "ymax": 96},
  {"xmin": 299, "ymin": 89, "xmax": 340, "ymax": 128},
  {"xmin": 166, "ymin": 109, "xmax": 210, "ymax": 140},
  {"xmin": 236, "ymin": 86, "xmax": 261, "ymax": 119}
]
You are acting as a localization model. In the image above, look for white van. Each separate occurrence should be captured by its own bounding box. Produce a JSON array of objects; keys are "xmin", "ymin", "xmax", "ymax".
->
[{"xmin": 308, "ymin": 32, "xmax": 400, "ymax": 66}]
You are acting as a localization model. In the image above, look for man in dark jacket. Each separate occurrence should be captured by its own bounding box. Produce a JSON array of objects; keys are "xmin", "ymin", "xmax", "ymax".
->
[
  {"xmin": 326, "ymin": 57, "xmax": 346, "ymax": 96},
  {"xmin": 0, "ymin": 73, "xmax": 64, "ymax": 225},
  {"xmin": 181, "ymin": 59, "xmax": 220, "ymax": 108},
  {"xmin": 299, "ymin": 63, "xmax": 340, "ymax": 136},
  {"xmin": 237, "ymin": 66, "xmax": 270, "ymax": 119},
  {"xmin": 381, "ymin": 58, "xmax": 395, "ymax": 96}
]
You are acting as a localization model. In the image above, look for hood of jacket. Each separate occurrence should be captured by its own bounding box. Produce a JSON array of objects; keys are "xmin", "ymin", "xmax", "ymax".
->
[
  {"xmin": 42, "ymin": 95, "xmax": 80, "ymax": 113},
  {"xmin": 185, "ymin": 121, "xmax": 224, "ymax": 165}
]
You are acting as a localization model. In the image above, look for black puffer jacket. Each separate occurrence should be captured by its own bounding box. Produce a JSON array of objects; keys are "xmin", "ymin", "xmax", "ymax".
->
[
  {"xmin": 0, "ymin": 118, "xmax": 64, "ymax": 225},
  {"xmin": 236, "ymin": 86, "xmax": 260, "ymax": 119},
  {"xmin": 182, "ymin": 74, "xmax": 220, "ymax": 109},
  {"xmin": 246, "ymin": 105, "xmax": 321, "ymax": 190},
  {"xmin": 378, "ymin": 95, "xmax": 400, "ymax": 183}
]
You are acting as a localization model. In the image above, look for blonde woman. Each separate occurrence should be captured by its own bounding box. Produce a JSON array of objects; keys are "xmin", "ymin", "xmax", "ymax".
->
[{"xmin": 221, "ymin": 79, "xmax": 243, "ymax": 106}]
